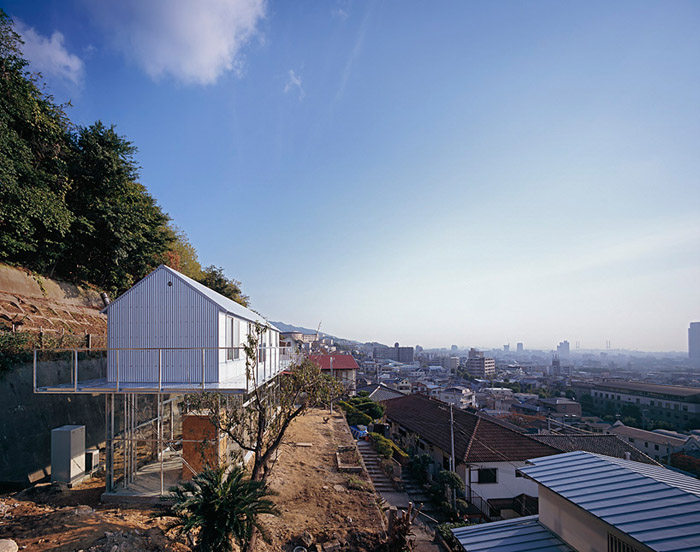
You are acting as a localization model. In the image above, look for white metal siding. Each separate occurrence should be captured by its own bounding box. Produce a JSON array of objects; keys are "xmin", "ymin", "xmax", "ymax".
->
[{"xmin": 107, "ymin": 267, "xmax": 219, "ymax": 383}]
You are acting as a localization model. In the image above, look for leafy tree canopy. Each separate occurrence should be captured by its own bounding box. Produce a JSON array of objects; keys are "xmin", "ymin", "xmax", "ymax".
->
[
  {"xmin": 0, "ymin": 10, "xmax": 249, "ymax": 302},
  {"xmin": 198, "ymin": 265, "xmax": 249, "ymax": 306}
]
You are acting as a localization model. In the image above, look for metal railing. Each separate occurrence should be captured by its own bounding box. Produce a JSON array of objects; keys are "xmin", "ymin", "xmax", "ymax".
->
[{"xmin": 33, "ymin": 346, "xmax": 304, "ymax": 394}]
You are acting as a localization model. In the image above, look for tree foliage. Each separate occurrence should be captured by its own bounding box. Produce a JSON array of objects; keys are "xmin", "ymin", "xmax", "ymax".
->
[
  {"xmin": 0, "ymin": 10, "xmax": 73, "ymax": 271},
  {"xmin": 164, "ymin": 223, "xmax": 203, "ymax": 280},
  {"xmin": 0, "ymin": 11, "xmax": 248, "ymax": 299},
  {"xmin": 198, "ymin": 265, "xmax": 249, "ymax": 306},
  {"xmin": 54, "ymin": 122, "xmax": 172, "ymax": 293},
  {"xmin": 168, "ymin": 465, "xmax": 279, "ymax": 552}
]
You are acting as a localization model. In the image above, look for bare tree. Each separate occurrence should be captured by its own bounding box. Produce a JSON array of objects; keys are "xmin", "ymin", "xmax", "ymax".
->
[{"xmin": 186, "ymin": 322, "xmax": 343, "ymax": 482}]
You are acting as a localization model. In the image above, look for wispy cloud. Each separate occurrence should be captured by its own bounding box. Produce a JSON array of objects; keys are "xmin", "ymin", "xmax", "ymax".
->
[
  {"xmin": 15, "ymin": 21, "xmax": 84, "ymax": 86},
  {"xmin": 86, "ymin": 0, "xmax": 266, "ymax": 85},
  {"xmin": 284, "ymin": 69, "xmax": 305, "ymax": 100},
  {"xmin": 331, "ymin": 0, "xmax": 351, "ymax": 20},
  {"xmin": 334, "ymin": 2, "xmax": 373, "ymax": 104}
]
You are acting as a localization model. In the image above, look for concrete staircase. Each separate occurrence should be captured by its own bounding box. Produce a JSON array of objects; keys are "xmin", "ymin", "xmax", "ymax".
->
[
  {"xmin": 357, "ymin": 440, "xmax": 395, "ymax": 493},
  {"xmin": 401, "ymin": 474, "xmax": 439, "ymax": 520}
]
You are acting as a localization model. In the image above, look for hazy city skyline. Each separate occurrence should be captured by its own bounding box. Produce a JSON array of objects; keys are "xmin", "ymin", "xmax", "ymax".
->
[{"xmin": 8, "ymin": 1, "xmax": 700, "ymax": 351}]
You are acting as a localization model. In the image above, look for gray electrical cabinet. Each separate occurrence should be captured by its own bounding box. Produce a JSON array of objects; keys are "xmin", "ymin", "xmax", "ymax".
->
[{"xmin": 51, "ymin": 425, "xmax": 86, "ymax": 484}]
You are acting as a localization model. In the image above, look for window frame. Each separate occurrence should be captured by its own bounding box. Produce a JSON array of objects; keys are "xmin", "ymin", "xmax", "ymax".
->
[{"xmin": 477, "ymin": 468, "xmax": 498, "ymax": 484}]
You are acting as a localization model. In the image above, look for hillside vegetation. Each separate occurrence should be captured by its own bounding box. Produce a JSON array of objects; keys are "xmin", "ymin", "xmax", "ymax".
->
[{"xmin": 0, "ymin": 10, "xmax": 245, "ymax": 304}]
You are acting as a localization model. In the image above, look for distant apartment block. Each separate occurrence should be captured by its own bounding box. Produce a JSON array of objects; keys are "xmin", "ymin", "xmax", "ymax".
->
[
  {"xmin": 690, "ymin": 322, "xmax": 700, "ymax": 368},
  {"xmin": 608, "ymin": 421, "xmax": 700, "ymax": 463},
  {"xmin": 556, "ymin": 340, "xmax": 570, "ymax": 357},
  {"xmin": 573, "ymin": 380, "xmax": 700, "ymax": 430},
  {"xmin": 466, "ymin": 348, "xmax": 495, "ymax": 378},
  {"xmin": 373, "ymin": 342, "xmax": 414, "ymax": 363},
  {"xmin": 516, "ymin": 342, "xmax": 524, "ymax": 353}
]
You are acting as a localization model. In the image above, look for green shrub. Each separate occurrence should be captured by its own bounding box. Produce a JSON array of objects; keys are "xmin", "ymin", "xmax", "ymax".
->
[
  {"xmin": 408, "ymin": 454, "xmax": 431, "ymax": 484},
  {"xmin": 347, "ymin": 396, "xmax": 385, "ymax": 420},
  {"xmin": 347, "ymin": 408, "xmax": 373, "ymax": 426},
  {"xmin": 437, "ymin": 521, "xmax": 472, "ymax": 549},
  {"xmin": 369, "ymin": 432, "xmax": 393, "ymax": 459},
  {"xmin": 167, "ymin": 465, "xmax": 279, "ymax": 552},
  {"xmin": 347, "ymin": 475, "xmax": 371, "ymax": 492}
]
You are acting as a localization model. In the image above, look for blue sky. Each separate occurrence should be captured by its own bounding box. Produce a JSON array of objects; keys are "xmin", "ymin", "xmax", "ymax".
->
[{"xmin": 6, "ymin": 1, "xmax": 700, "ymax": 351}]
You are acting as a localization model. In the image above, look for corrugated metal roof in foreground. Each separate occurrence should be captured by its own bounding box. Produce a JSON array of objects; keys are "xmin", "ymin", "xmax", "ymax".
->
[
  {"xmin": 450, "ymin": 515, "xmax": 573, "ymax": 552},
  {"xmin": 519, "ymin": 451, "xmax": 700, "ymax": 552}
]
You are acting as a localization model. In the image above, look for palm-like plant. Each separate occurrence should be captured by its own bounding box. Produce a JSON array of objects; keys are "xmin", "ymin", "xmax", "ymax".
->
[{"xmin": 168, "ymin": 465, "xmax": 279, "ymax": 551}]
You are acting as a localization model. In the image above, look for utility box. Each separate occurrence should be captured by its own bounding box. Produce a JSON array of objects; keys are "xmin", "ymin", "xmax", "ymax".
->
[
  {"xmin": 85, "ymin": 448, "xmax": 100, "ymax": 474},
  {"xmin": 51, "ymin": 425, "xmax": 86, "ymax": 484}
]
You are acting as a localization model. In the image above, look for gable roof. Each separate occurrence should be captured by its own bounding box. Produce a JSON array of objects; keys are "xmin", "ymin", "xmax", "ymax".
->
[
  {"xmin": 609, "ymin": 423, "xmax": 689, "ymax": 447},
  {"xmin": 519, "ymin": 451, "xmax": 700, "ymax": 552},
  {"xmin": 356, "ymin": 383, "xmax": 406, "ymax": 402},
  {"xmin": 383, "ymin": 394, "xmax": 559, "ymax": 463},
  {"xmin": 310, "ymin": 353, "xmax": 359, "ymax": 371},
  {"xmin": 450, "ymin": 515, "xmax": 573, "ymax": 552},
  {"xmin": 532, "ymin": 434, "xmax": 659, "ymax": 465},
  {"xmin": 104, "ymin": 265, "xmax": 279, "ymax": 331}
]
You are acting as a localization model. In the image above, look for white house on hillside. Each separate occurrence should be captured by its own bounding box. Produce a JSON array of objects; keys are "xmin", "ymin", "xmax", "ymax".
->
[{"xmin": 103, "ymin": 265, "xmax": 281, "ymax": 392}]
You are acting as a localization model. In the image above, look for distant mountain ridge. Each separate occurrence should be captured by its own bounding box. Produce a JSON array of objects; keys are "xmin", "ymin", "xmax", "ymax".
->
[{"xmin": 270, "ymin": 321, "xmax": 361, "ymax": 345}]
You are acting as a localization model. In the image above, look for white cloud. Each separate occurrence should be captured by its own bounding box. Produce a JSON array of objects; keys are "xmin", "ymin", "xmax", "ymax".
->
[
  {"xmin": 332, "ymin": 0, "xmax": 350, "ymax": 19},
  {"xmin": 87, "ymin": 0, "xmax": 266, "ymax": 85},
  {"xmin": 15, "ymin": 21, "xmax": 84, "ymax": 86},
  {"xmin": 284, "ymin": 69, "xmax": 304, "ymax": 100}
]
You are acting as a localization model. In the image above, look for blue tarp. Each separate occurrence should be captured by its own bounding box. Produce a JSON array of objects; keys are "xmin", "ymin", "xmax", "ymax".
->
[{"xmin": 349, "ymin": 425, "xmax": 368, "ymax": 439}]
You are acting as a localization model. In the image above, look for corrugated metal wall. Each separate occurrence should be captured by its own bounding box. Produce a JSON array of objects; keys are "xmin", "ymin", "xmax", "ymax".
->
[{"xmin": 107, "ymin": 267, "xmax": 219, "ymax": 383}]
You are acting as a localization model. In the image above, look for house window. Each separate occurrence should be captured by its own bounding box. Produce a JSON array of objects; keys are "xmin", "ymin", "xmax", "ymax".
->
[
  {"xmin": 628, "ymin": 438, "xmax": 634, "ymax": 443},
  {"xmin": 478, "ymin": 468, "xmax": 497, "ymax": 484},
  {"xmin": 654, "ymin": 444, "xmax": 659, "ymax": 451},
  {"xmin": 443, "ymin": 456, "xmax": 450, "ymax": 470},
  {"xmin": 225, "ymin": 318, "xmax": 240, "ymax": 360}
]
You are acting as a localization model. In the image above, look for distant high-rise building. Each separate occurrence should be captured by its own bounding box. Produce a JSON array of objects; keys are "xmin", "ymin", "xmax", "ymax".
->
[
  {"xmin": 690, "ymin": 322, "xmax": 700, "ymax": 368},
  {"xmin": 373, "ymin": 342, "xmax": 414, "ymax": 363},
  {"xmin": 516, "ymin": 342, "xmax": 524, "ymax": 353},
  {"xmin": 451, "ymin": 344, "xmax": 458, "ymax": 352},
  {"xmin": 466, "ymin": 348, "xmax": 495, "ymax": 378},
  {"xmin": 551, "ymin": 355, "xmax": 561, "ymax": 376},
  {"xmin": 503, "ymin": 344, "xmax": 510, "ymax": 352},
  {"xmin": 557, "ymin": 340, "xmax": 570, "ymax": 357}
]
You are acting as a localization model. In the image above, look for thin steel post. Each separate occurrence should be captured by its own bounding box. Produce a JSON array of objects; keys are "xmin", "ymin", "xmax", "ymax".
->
[
  {"xmin": 115, "ymin": 350, "xmax": 120, "ymax": 392},
  {"xmin": 33, "ymin": 350, "xmax": 37, "ymax": 392},
  {"xmin": 132, "ymin": 394, "xmax": 137, "ymax": 483},
  {"xmin": 201, "ymin": 348, "xmax": 205, "ymax": 390},
  {"xmin": 104, "ymin": 394, "xmax": 108, "ymax": 487},
  {"xmin": 159, "ymin": 394, "xmax": 164, "ymax": 496},
  {"xmin": 74, "ymin": 350, "xmax": 79, "ymax": 392},
  {"xmin": 123, "ymin": 394, "xmax": 127, "ymax": 488},
  {"xmin": 109, "ymin": 393, "xmax": 114, "ymax": 492},
  {"xmin": 158, "ymin": 349, "xmax": 162, "ymax": 392},
  {"xmin": 170, "ymin": 400, "xmax": 174, "ymax": 441}
]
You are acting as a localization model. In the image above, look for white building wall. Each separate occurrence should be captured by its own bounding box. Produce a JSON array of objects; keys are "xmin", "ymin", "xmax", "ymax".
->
[
  {"xmin": 107, "ymin": 267, "xmax": 219, "ymax": 383},
  {"xmin": 538, "ymin": 486, "xmax": 608, "ymax": 552},
  {"xmin": 458, "ymin": 461, "xmax": 539, "ymax": 501}
]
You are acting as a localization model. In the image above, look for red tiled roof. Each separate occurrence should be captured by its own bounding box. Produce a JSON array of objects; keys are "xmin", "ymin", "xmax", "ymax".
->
[
  {"xmin": 310, "ymin": 354, "xmax": 359, "ymax": 371},
  {"xmin": 383, "ymin": 394, "xmax": 559, "ymax": 463}
]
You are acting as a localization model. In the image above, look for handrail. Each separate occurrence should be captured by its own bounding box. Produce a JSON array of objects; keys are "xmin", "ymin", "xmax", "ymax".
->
[{"xmin": 33, "ymin": 345, "xmax": 303, "ymax": 394}]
